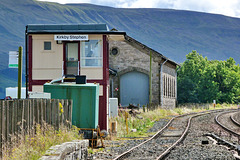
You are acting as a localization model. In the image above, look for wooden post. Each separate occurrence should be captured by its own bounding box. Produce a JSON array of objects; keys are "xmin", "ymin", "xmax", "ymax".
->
[
  {"xmin": 125, "ymin": 111, "xmax": 129, "ymax": 135},
  {"xmin": 0, "ymin": 100, "xmax": 3, "ymax": 157},
  {"xmin": 57, "ymin": 100, "xmax": 60, "ymax": 130},
  {"xmin": 63, "ymin": 99, "xmax": 68, "ymax": 127},
  {"xmin": 21, "ymin": 100, "xmax": 25, "ymax": 138},
  {"xmin": 2, "ymin": 101, "xmax": 6, "ymax": 145},
  {"xmin": 29, "ymin": 99, "xmax": 34, "ymax": 136},
  {"xmin": 12, "ymin": 100, "xmax": 17, "ymax": 136},
  {"xmin": 46, "ymin": 99, "xmax": 51, "ymax": 125},
  {"xmin": 18, "ymin": 46, "xmax": 23, "ymax": 99},
  {"xmin": 7, "ymin": 101, "xmax": 13, "ymax": 142},
  {"xmin": 69, "ymin": 100, "xmax": 72, "ymax": 128}
]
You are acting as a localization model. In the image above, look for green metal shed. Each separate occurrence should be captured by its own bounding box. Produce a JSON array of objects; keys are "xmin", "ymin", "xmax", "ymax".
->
[{"xmin": 44, "ymin": 83, "xmax": 99, "ymax": 129}]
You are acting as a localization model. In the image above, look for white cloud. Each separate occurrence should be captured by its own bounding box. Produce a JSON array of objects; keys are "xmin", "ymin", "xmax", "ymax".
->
[
  {"xmin": 171, "ymin": 0, "xmax": 240, "ymax": 17},
  {"xmin": 115, "ymin": 0, "xmax": 159, "ymax": 8},
  {"xmin": 37, "ymin": 0, "xmax": 240, "ymax": 18},
  {"xmin": 37, "ymin": 0, "xmax": 91, "ymax": 4}
]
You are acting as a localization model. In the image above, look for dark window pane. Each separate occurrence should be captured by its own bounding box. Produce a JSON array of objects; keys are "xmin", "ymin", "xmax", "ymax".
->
[
  {"xmin": 44, "ymin": 42, "xmax": 51, "ymax": 50},
  {"xmin": 111, "ymin": 48, "xmax": 118, "ymax": 55}
]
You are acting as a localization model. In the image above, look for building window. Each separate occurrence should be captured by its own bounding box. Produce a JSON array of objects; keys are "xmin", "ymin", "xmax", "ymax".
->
[
  {"xmin": 111, "ymin": 47, "xmax": 119, "ymax": 56},
  {"xmin": 44, "ymin": 41, "xmax": 51, "ymax": 50},
  {"xmin": 80, "ymin": 40, "xmax": 102, "ymax": 67}
]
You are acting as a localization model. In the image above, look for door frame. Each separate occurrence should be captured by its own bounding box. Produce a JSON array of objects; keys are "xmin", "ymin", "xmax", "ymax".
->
[
  {"xmin": 63, "ymin": 41, "xmax": 80, "ymax": 76},
  {"xmin": 118, "ymin": 67, "xmax": 150, "ymax": 106}
]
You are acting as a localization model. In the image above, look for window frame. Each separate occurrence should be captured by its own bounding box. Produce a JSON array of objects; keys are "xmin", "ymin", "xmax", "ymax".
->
[
  {"xmin": 44, "ymin": 41, "xmax": 51, "ymax": 51},
  {"xmin": 80, "ymin": 40, "xmax": 103, "ymax": 68}
]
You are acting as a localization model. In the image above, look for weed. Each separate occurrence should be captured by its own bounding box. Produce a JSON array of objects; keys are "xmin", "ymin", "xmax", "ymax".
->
[
  {"xmin": 88, "ymin": 148, "xmax": 94, "ymax": 154},
  {"xmin": 3, "ymin": 123, "xmax": 82, "ymax": 160},
  {"xmin": 113, "ymin": 104, "xmax": 238, "ymax": 138}
]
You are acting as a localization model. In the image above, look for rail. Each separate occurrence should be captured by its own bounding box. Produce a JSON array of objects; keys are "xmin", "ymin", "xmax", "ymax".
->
[{"xmin": 114, "ymin": 110, "xmax": 224, "ymax": 160}]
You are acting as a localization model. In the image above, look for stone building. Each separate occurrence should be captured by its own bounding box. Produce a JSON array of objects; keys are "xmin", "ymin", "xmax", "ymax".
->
[{"xmin": 109, "ymin": 35, "xmax": 178, "ymax": 108}]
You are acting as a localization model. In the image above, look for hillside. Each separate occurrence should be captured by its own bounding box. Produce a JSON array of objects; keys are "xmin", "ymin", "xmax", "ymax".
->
[{"xmin": 0, "ymin": 0, "xmax": 240, "ymax": 98}]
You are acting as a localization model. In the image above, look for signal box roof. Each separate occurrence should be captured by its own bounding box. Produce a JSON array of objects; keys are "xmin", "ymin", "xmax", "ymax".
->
[{"xmin": 26, "ymin": 24, "xmax": 126, "ymax": 35}]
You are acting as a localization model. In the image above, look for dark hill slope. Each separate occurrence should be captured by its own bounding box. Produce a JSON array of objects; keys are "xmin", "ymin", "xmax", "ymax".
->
[{"xmin": 0, "ymin": 0, "xmax": 240, "ymax": 98}]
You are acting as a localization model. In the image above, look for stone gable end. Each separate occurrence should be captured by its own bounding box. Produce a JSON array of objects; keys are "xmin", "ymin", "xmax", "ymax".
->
[{"xmin": 109, "ymin": 38, "xmax": 177, "ymax": 108}]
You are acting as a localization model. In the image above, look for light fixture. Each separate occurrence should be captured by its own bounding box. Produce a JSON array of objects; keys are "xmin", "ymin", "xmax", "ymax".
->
[{"xmin": 56, "ymin": 40, "xmax": 62, "ymax": 44}]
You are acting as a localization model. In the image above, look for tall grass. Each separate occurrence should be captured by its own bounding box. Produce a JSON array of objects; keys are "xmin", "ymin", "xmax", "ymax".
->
[
  {"xmin": 112, "ymin": 104, "xmax": 238, "ymax": 138},
  {"xmin": 2, "ymin": 123, "xmax": 82, "ymax": 160},
  {"xmin": 112, "ymin": 107, "xmax": 177, "ymax": 138}
]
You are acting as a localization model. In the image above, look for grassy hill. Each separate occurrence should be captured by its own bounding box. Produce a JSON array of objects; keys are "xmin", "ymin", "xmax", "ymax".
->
[{"xmin": 0, "ymin": 0, "xmax": 240, "ymax": 98}]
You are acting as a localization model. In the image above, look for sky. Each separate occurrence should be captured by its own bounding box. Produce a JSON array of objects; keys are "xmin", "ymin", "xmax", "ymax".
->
[{"xmin": 37, "ymin": 0, "xmax": 240, "ymax": 18}]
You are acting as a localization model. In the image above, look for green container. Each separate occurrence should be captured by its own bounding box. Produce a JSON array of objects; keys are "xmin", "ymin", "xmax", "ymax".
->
[{"xmin": 44, "ymin": 83, "xmax": 99, "ymax": 129}]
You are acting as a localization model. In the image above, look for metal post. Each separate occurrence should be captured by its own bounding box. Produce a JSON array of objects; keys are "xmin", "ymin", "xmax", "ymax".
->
[{"xmin": 18, "ymin": 46, "xmax": 23, "ymax": 99}]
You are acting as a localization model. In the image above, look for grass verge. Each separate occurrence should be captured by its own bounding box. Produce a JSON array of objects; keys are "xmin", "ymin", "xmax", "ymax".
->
[
  {"xmin": 2, "ymin": 123, "xmax": 82, "ymax": 160},
  {"xmin": 110, "ymin": 104, "xmax": 237, "ymax": 139}
]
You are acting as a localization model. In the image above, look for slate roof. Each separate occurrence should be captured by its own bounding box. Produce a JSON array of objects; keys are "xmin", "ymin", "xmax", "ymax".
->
[
  {"xmin": 26, "ymin": 24, "xmax": 126, "ymax": 35},
  {"xmin": 124, "ymin": 35, "xmax": 179, "ymax": 66}
]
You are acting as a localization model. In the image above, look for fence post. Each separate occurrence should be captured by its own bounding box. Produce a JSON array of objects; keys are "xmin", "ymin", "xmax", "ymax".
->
[
  {"xmin": 69, "ymin": 100, "xmax": 72, "ymax": 128},
  {"xmin": 7, "ymin": 100, "xmax": 13, "ymax": 142},
  {"xmin": 6, "ymin": 101, "xmax": 10, "ymax": 143},
  {"xmin": 63, "ymin": 99, "xmax": 68, "ymax": 127},
  {"xmin": 57, "ymin": 99, "xmax": 60, "ymax": 130},
  {"xmin": 2, "ymin": 101, "xmax": 6, "ymax": 146},
  {"xmin": 46, "ymin": 99, "xmax": 51, "ymax": 125},
  {"xmin": 43, "ymin": 99, "xmax": 47, "ymax": 123},
  {"xmin": 29, "ymin": 99, "xmax": 34, "ymax": 136},
  {"xmin": 12, "ymin": 100, "xmax": 17, "ymax": 136},
  {"xmin": 0, "ymin": 100, "xmax": 2, "ymax": 157}
]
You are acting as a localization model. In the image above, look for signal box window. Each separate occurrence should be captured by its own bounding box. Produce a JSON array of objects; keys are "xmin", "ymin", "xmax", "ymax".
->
[
  {"xmin": 80, "ymin": 40, "xmax": 102, "ymax": 67},
  {"xmin": 44, "ymin": 42, "xmax": 51, "ymax": 50}
]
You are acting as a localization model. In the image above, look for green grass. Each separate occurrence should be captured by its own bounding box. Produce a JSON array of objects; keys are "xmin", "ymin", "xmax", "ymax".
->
[
  {"xmin": 3, "ymin": 124, "xmax": 82, "ymax": 160},
  {"xmin": 113, "ymin": 104, "xmax": 237, "ymax": 138}
]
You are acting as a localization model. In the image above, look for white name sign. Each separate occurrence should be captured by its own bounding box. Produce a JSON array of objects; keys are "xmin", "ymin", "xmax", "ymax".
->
[
  {"xmin": 54, "ymin": 35, "xmax": 88, "ymax": 41},
  {"xmin": 9, "ymin": 51, "xmax": 18, "ymax": 68}
]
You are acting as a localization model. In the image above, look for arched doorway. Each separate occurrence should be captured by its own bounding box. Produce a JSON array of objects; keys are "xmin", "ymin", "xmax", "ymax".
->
[{"xmin": 120, "ymin": 71, "xmax": 149, "ymax": 106}]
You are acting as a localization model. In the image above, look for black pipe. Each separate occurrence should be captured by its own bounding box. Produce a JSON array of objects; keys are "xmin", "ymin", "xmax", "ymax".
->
[{"xmin": 25, "ymin": 26, "xmax": 28, "ymax": 98}]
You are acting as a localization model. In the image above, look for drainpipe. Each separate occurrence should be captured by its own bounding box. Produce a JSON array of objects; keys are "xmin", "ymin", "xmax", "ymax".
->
[
  {"xmin": 160, "ymin": 59, "xmax": 168, "ymax": 107},
  {"xmin": 25, "ymin": 26, "xmax": 28, "ymax": 99},
  {"xmin": 175, "ymin": 69, "xmax": 177, "ymax": 106},
  {"xmin": 175, "ymin": 66, "xmax": 181, "ymax": 106},
  {"xmin": 111, "ymin": 73, "xmax": 117, "ymax": 98}
]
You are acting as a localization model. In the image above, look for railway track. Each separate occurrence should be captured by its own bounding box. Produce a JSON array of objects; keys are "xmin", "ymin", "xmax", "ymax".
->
[
  {"xmin": 215, "ymin": 110, "xmax": 240, "ymax": 137},
  {"xmin": 113, "ymin": 110, "xmax": 224, "ymax": 160}
]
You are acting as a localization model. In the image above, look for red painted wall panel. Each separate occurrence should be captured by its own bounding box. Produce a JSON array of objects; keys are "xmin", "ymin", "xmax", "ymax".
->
[{"xmin": 28, "ymin": 35, "xmax": 32, "ymax": 91}]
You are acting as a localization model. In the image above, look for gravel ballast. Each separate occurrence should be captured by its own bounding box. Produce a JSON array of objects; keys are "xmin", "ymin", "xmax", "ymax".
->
[{"xmin": 88, "ymin": 111, "xmax": 237, "ymax": 160}]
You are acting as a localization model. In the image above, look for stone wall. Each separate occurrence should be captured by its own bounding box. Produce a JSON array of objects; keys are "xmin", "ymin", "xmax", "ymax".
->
[
  {"xmin": 109, "ymin": 39, "xmax": 177, "ymax": 108},
  {"xmin": 161, "ymin": 62, "xmax": 177, "ymax": 109},
  {"xmin": 109, "ymin": 40, "xmax": 160, "ymax": 104},
  {"xmin": 39, "ymin": 140, "xmax": 88, "ymax": 160}
]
